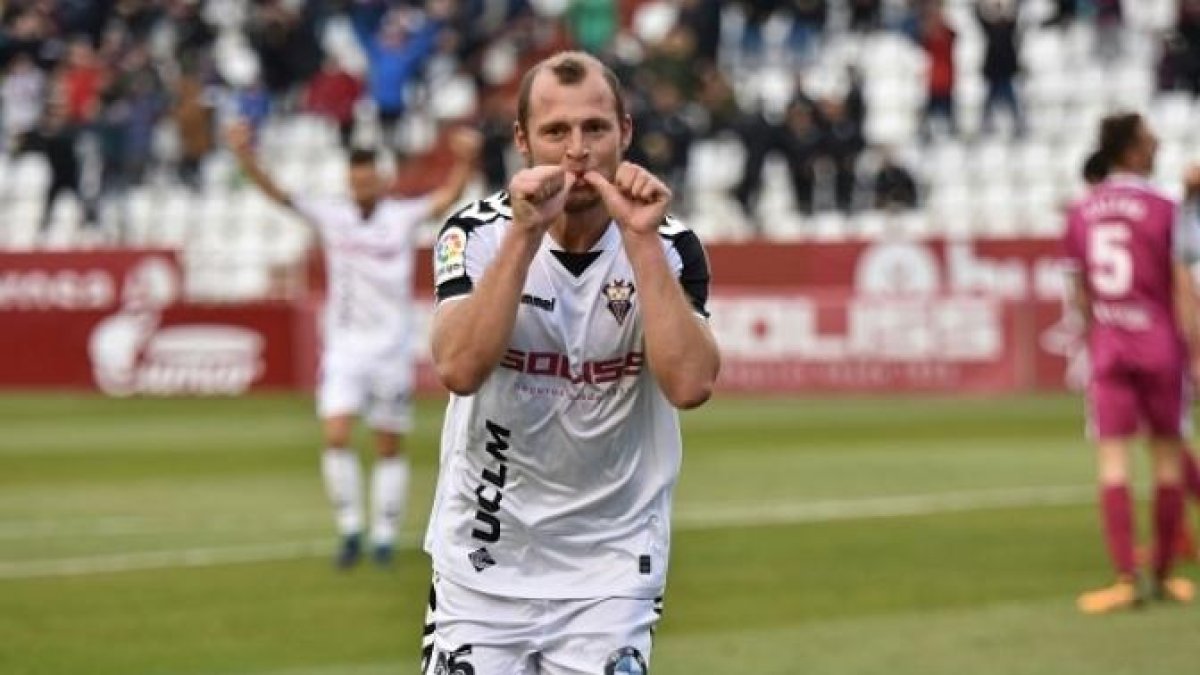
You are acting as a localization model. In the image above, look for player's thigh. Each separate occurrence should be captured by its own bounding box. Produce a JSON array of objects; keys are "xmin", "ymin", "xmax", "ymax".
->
[
  {"xmin": 1087, "ymin": 372, "xmax": 1139, "ymax": 440},
  {"xmin": 421, "ymin": 576, "xmax": 538, "ymax": 675},
  {"xmin": 1136, "ymin": 368, "xmax": 1188, "ymax": 440},
  {"xmin": 364, "ymin": 357, "xmax": 414, "ymax": 434},
  {"xmin": 539, "ymin": 596, "xmax": 661, "ymax": 675},
  {"xmin": 316, "ymin": 352, "xmax": 369, "ymax": 419}
]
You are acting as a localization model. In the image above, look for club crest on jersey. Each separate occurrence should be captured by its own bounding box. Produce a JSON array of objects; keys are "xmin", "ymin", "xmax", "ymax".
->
[
  {"xmin": 604, "ymin": 647, "xmax": 647, "ymax": 675},
  {"xmin": 602, "ymin": 279, "xmax": 636, "ymax": 326},
  {"xmin": 434, "ymin": 226, "xmax": 467, "ymax": 286}
]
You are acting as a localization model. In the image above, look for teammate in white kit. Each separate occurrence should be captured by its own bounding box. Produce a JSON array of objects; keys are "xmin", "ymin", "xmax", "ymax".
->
[
  {"xmin": 227, "ymin": 121, "xmax": 480, "ymax": 567},
  {"xmin": 422, "ymin": 52, "xmax": 720, "ymax": 674}
]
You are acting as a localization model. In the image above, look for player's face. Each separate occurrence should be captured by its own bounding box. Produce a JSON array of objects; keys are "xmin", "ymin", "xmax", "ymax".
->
[
  {"xmin": 515, "ymin": 68, "xmax": 632, "ymax": 214},
  {"xmin": 1131, "ymin": 121, "xmax": 1159, "ymax": 175},
  {"xmin": 348, "ymin": 164, "xmax": 382, "ymax": 206}
]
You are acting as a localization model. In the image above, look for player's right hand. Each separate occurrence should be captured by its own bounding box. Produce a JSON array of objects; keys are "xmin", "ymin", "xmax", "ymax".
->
[
  {"xmin": 509, "ymin": 165, "xmax": 574, "ymax": 235},
  {"xmin": 1185, "ymin": 164, "xmax": 1200, "ymax": 199},
  {"xmin": 225, "ymin": 120, "xmax": 254, "ymax": 157}
]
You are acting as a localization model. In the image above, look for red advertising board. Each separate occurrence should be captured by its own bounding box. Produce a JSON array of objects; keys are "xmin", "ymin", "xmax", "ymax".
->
[
  {"xmin": 708, "ymin": 291, "xmax": 1027, "ymax": 393},
  {"xmin": 0, "ymin": 303, "xmax": 317, "ymax": 394},
  {"xmin": 3, "ymin": 240, "xmax": 1087, "ymax": 395},
  {"xmin": 0, "ymin": 250, "xmax": 182, "ymax": 312}
]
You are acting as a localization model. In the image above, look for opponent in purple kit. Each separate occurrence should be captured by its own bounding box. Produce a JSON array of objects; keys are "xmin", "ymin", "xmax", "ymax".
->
[{"xmin": 1064, "ymin": 113, "xmax": 1200, "ymax": 614}]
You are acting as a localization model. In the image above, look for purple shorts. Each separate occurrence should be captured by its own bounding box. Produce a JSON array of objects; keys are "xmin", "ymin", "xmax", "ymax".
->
[{"xmin": 1087, "ymin": 346, "xmax": 1188, "ymax": 440}]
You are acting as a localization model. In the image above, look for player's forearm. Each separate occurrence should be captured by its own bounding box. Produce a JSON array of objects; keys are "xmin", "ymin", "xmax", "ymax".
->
[
  {"xmin": 429, "ymin": 158, "xmax": 474, "ymax": 217},
  {"xmin": 234, "ymin": 152, "xmax": 290, "ymax": 207},
  {"xmin": 624, "ymin": 233, "xmax": 719, "ymax": 409},
  {"xmin": 1069, "ymin": 273, "xmax": 1092, "ymax": 334},
  {"xmin": 432, "ymin": 231, "xmax": 540, "ymax": 395},
  {"xmin": 1174, "ymin": 263, "xmax": 1200, "ymax": 355}
]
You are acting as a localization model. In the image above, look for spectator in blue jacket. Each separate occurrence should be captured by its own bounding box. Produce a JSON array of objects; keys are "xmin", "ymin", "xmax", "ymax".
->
[{"xmin": 353, "ymin": 2, "xmax": 446, "ymax": 151}]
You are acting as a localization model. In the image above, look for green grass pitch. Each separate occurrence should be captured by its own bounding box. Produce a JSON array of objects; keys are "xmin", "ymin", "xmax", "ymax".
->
[{"xmin": 1, "ymin": 393, "xmax": 1197, "ymax": 674}]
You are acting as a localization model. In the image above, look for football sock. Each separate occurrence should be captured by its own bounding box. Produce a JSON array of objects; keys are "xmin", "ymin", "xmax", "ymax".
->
[
  {"xmin": 1100, "ymin": 484, "xmax": 1135, "ymax": 577},
  {"xmin": 370, "ymin": 456, "xmax": 409, "ymax": 547},
  {"xmin": 1153, "ymin": 484, "xmax": 1185, "ymax": 579},
  {"xmin": 322, "ymin": 448, "xmax": 364, "ymax": 536},
  {"xmin": 1181, "ymin": 448, "xmax": 1200, "ymax": 503}
]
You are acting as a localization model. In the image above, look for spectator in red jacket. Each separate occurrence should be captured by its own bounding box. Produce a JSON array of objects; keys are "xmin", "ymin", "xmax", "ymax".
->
[
  {"xmin": 917, "ymin": 2, "xmax": 957, "ymax": 143},
  {"xmin": 59, "ymin": 37, "xmax": 107, "ymax": 125},
  {"xmin": 305, "ymin": 57, "xmax": 364, "ymax": 149}
]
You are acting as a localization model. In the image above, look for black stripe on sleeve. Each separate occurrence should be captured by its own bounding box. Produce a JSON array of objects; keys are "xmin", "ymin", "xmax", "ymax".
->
[{"xmin": 662, "ymin": 227, "xmax": 711, "ymax": 318}]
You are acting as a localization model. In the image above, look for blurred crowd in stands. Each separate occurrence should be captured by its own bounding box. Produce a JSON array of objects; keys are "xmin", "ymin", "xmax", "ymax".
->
[{"xmin": 2, "ymin": 0, "xmax": 1200, "ymax": 236}]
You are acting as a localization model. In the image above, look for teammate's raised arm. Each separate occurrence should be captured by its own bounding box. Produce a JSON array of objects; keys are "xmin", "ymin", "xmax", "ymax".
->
[
  {"xmin": 430, "ymin": 165, "xmax": 570, "ymax": 395},
  {"xmin": 226, "ymin": 120, "xmax": 293, "ymax": 210},
  {"xmin": 583, "ymin": 165, "xmax": 720, "ymax": 409},
  {"xmin": 1176, "ymin": 164, "xmax": 1200, "ymax": 381},
  {"xmin": 425, "ymin": 128, "xmax": 482, "ymax": 218}
]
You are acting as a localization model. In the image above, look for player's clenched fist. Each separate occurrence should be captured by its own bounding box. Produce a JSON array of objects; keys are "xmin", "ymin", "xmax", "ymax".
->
[
  {"xmin": 509, "ymin": 165, "xmax": 575, "ymax": 234},
  {"xmin": 581, "ymin": 162, "xmax": 671, "ymax": 236}
]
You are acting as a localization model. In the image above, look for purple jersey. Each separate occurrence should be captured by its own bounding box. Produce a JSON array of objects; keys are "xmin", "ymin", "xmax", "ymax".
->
[{"xmin": 1063, "ymin": 174, "xmax": 1191, "ymax": 438}]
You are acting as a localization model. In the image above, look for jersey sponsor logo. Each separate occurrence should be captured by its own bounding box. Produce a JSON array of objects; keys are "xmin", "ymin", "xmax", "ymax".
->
[
  {"xmin": 604, "ymin": 647, "xmax": 648, "ymax": 675},
  {"xmin": 520, "ymin": 293, "xmax": 556, "ymax": 312},
  {"xmin": 602, "ymin": 279, "xmax": 636, "ymax": 326},
  {"xmin": 470, "ymin": 420, "xmax": 511, "ymax": 546},
  {"xmin": 434, "ymin": 226, "xmax": 468, "ymax": 286},
  {"xmin": 468, "ymin": 547, "xmax": 496, "ymax": 572},
  {"xmin": 501, "ymin": 350, "xmax": 645, "ymax": 384}
]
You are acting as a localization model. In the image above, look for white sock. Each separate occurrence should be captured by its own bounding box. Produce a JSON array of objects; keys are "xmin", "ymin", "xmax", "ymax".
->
[
  {"xmin": 321, "ymin": 448, "xmax": 363, "ymax": 537},
  {"xmin": 370, "ymin": 456, "xmax": 409, "ymax": 548}
]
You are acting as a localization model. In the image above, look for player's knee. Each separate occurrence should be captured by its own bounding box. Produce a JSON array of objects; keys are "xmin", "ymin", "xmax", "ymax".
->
[{"xmin": 323, "ymin": 421, "xmax": 353, "ymax": 449}]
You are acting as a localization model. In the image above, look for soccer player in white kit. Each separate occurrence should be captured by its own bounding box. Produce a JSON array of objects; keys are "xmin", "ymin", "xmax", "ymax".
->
[
  {"xmin": 227, "ymin": 121, "xmax": 480, "ymax": 567},
  {"xmin": 423, "ymin": 52, "xmax": 720, "ymax": 674}
]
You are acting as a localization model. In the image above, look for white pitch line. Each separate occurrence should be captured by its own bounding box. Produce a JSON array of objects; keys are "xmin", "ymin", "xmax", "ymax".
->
[
  {"xmin": 671, "ymin": 484, "xmax": 1095, "ymax": 529},
  {"xmin": 0, "ymin": 485, "xmax": 1095, "ymax": 581},
  {"xmin": 0, "ymin": 539, "xmax": 333, "ymax": 580},
  {"xmin": 0, "ymin": 512, "xmax": 330, "ymax": 540}
]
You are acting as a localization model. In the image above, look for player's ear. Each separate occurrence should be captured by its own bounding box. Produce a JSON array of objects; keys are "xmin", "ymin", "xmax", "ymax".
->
[
  {"xmin": 513, "ymin": 121, "xmax": 532, "ymax": 164},
  {"xmin": 620, "ymin": 114, "xmax": 632, "ymax": 153}
]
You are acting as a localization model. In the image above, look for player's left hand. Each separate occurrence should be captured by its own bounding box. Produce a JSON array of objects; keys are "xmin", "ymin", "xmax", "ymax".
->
[{"xmin": 581, "ymin": 162, "xmax": 671, "ymax": 236}]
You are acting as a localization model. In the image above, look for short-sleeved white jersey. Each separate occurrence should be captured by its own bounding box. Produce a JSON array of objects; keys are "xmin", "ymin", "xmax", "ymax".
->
[
  {"xmin": 423, "ymin": 191, "xmax": 711, "ymax": 600},
  {"xmin": 293, "ymin": 195, "xmax": 432, "ymax": 357}
]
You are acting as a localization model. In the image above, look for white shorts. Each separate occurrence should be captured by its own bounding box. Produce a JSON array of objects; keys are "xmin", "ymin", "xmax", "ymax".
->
[
  {"xmin": 421, "ymin": 574, "xmax": 662, "ymax": 675},
  {"xmin": 317, "ymin": 351, "xmax": 413, "ymax": 433}
]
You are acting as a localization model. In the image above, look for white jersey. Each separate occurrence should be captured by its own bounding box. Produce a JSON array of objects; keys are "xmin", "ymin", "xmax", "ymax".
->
[
  {"xmin": 424, "ymin": 191, "xmax": 711, "ymax": 600},
  {"xmin": 293, "ymin": 195, "xmax": 432, "ymax": 358}
]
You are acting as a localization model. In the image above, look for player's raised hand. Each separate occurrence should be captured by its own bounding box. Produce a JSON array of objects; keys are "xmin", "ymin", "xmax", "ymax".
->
[
  {"xmin": 509, "ymin": 165, "xmax": 574, "ymax": 235},
  {"xmin": 225, "ymin": 120, "xmax": 254, "ymax": 158},
  {"xmin": 449, "ymin": 127, "xmax": 482, "ymax": 162},
  {"xmin": 581, "ymin": 162, "xmax": 671, "ymax": 236},
  {"xmin": 1185, "ymin": 164, "xmax": 1200, "ymax": 199}
]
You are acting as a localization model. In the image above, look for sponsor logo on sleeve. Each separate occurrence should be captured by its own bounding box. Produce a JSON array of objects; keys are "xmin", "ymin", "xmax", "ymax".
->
[{"xmin": 434, "ymin": 227, "xmax": 468, "ymax": 286}]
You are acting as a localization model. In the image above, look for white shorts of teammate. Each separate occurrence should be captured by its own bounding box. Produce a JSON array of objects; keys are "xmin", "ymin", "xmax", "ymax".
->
[
  {"xmin": 317, "ymin": 350, "xmax": 413, "ymax": 432},
  {"xmin": 421, "ymin": 575, "xmax": 662, "ymax": 675}
]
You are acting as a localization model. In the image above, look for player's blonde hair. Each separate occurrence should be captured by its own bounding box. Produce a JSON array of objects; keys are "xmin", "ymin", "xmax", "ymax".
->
[{"xmin": 515, "ymin": 51, "xmax": 626, "ymax": 131}]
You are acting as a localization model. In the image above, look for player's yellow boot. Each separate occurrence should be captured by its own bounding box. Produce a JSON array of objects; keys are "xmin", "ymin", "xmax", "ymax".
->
[
  {"xmin": 1153, "ymin": 577, "xmax": 1196, "ymax": 604},
  {"xmin": 1076, "ymin": 577, "xmax": 1140, "ymax": 615}
]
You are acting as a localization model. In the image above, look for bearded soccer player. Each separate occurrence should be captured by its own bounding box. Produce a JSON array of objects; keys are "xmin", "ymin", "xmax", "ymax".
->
[
  {"xmin": 228, "ymin": 121, "xmax": 480, "ymax": 567},
  {"xmin": 1066, "ymin": 113, "xmax": 1200, "ymax": 613},
  {"xmin": 421, "ymin": 52, "xmax": 719, "ymax": 673}
]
